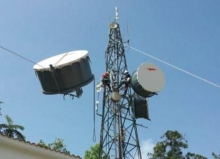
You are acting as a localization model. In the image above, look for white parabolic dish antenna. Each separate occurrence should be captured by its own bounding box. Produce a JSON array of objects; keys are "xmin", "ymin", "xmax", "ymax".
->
[
  {"xmin": 131, "ymin": 63, "xmax": 165, "ymax": 97},
  {"xmin": 33, "ymin": 50, "xmax": 94, "ymax": 95}
]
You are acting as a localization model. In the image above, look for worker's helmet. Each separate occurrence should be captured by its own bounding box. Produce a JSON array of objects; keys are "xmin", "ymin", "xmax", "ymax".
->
[
  {"xmin": 106, "ymin": 71, "xmax": 110, "ymax": 76},
  {"xmin": 124, "ymin": 70, "xmax": 129, "ymax": 74}
]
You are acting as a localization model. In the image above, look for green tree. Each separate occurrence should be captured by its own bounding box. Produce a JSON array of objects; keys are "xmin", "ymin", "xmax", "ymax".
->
[
  {"xmin": 0, "ymin": 101, "xmax": 3, "ymax": 116},
  {"xmin": 84, "ymin": 143, "xmax": 100, "ymax": 159},
  {"xmin": 148, "ymin": 130, "xmax": 207, "ymax": 159},
  {"xmin": 0, "ymin": 115, "xmax": 25, "ymax": 141},
  {"xmin": 37, "ymin": 138, "xmax": 70, "ymax": 155},
  {"xmin": 84, "ymin": 143, "xmax": 108, "ymax": 159},
  {"xmin": 185, "ymin": 152, "xmax": 208, "ymax": 159},
  {"xmin": 212, "ymin": 152, "xmax": 220, "ymax": 159}
]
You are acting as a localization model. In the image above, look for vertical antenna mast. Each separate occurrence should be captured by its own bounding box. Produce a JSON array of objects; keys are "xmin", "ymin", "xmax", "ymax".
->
[
  {"xmin": 115, "ymin": 7, "xmax": 119, "ymax": 22},
  {"xmin": 99, "ymin": 8, "xmax": 142, "ymax": 159}
]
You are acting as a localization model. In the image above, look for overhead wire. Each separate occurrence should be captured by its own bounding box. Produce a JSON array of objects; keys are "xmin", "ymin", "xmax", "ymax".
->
[
  {"xmin": 1, "ymin": 40, "xmax": 220, "ymax": 90},
  {"xmin": 125, "ymin": 44, "xmax": 220, "ymax": 89},
  {"xmin": 0, "ymin": 45, "xmax": 44, "ymax": 68}
]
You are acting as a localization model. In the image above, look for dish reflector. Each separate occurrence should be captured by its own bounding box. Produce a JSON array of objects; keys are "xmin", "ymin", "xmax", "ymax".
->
[
  {"xmin": 33, "ymin": 50, "xmax": 94, "ymax": 94},
  {"xmin": 131, "ymin": 63, "xmax": 165, "ymax": 97},
  {"xmin": 132, "ymin": 94, "xmax": 150, "ymax": 120}
]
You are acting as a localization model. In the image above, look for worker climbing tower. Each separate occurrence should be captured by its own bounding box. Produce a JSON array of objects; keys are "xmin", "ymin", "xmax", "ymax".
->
[{"xmin": 98, "ymin": 8, "xmax": 142, "ymax": 159}]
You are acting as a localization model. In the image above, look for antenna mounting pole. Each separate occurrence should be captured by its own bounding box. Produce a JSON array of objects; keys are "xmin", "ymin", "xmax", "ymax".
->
[{"xmin": 115, "ymin": 7, "xmax": 119, "ymax": 22}]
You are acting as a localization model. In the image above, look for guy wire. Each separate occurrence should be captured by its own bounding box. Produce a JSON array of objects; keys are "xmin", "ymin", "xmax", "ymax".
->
[
  {"xmin": 0, "ymin": 45, "xmax": 44, "ymax": 68},
  {"xmin": 126, "ymin": 44, "xmax": 220, "ymax": 89}
]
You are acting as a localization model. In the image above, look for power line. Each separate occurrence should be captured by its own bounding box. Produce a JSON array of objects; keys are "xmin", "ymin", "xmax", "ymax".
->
[
  {"xmin": 127, "ymin": 44, "xmax": 220, "ymax": 89},
  {"xmin": 0, "ymin": 45, "xmax": 44, "ymax": 68}
]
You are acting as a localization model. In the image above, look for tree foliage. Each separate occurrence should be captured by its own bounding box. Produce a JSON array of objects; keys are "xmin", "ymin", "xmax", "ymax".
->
[
  {"xmin": 212, "ymin": 152, "xmax": 220, "ymax": 159},
  {"xmin": 37, "ymin": 138, "xmax": 70, "ymax": 155},
  {"xmin": 0, "ymin": 115, "xmax": 25, "ymax": 141},
  {"xmin": 148, "ymin": 130, "xmax": 207, "ymax": 159},
  {"xmin": 84, "ymin": 143, "xmax": 109, "ymax": 159},
  {"xmin": 84, "ymin": 143, "xmax": 100, "ymax": 159},
  {"xmin": 185, "ymin": 152, "xmax": 208, "ymax": 159},
  {"xmin": 0, "ymin": 101, "xmax": 3, "ymax": 116}
]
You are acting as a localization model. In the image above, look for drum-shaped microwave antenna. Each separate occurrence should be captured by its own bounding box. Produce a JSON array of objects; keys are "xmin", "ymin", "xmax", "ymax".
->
[
  {"xmin": 132, "ymin": 94, "xmax": 150, "ymax": 120},
  {"xmin": 33, "ymin": 50, "xmax": 94, "ymax": 95},
  {"xmin": 131, "ymin": 63, "xmax": 165, "ymax": 98}
]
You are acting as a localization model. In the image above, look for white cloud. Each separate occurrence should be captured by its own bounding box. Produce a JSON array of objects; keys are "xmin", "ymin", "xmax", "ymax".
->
[{"xmin": 140, "ymin": 139, "xmax": 155, "ymax": 159}]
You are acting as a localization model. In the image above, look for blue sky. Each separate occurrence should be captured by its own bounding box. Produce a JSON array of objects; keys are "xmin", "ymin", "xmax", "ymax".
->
[{"xmin": 0, "ymin": 0, "xmax": 220, "ymax": 158}]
